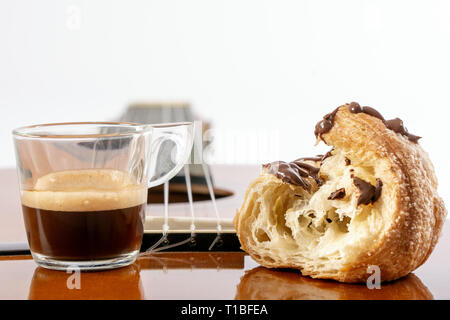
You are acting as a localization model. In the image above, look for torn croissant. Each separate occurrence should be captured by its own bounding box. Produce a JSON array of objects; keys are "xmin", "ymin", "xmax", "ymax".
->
[{"xmin": 234, "ymin": 103, "xmax": 447, "ymax": 283}]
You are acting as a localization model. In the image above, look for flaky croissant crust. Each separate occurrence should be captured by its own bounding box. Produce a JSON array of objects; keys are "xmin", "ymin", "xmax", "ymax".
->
[{"xmin": 235, "ymin": 105, "xmax": 447, "ymax": 283}]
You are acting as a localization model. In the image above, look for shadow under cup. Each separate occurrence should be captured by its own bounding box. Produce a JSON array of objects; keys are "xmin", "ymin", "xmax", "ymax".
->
[{"xmin": 13, "ymin": 121, "xmax": 194, "ymax": 271}]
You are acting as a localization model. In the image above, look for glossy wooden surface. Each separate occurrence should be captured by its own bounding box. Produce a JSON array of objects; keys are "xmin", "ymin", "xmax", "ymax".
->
[{"xmin": 0, "ymin": 166, "xmax": 449, "ymax": 300}]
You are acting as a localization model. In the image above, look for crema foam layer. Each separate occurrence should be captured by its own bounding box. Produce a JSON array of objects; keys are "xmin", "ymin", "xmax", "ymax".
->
[{"xmin": 21, "ymin": 169, "xmax": 147, "ymax": 212}]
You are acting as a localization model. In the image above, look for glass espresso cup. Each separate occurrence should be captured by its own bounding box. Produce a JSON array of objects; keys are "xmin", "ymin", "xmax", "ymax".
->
[{"xmin": 12, "ymin": 122, "xmax": 193, "ymax": 271}]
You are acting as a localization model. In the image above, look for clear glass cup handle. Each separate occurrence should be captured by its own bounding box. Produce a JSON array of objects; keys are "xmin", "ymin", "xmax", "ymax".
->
[{"xmin": 146, "ymin": 122, "xmax": 194, "ymax": 188}]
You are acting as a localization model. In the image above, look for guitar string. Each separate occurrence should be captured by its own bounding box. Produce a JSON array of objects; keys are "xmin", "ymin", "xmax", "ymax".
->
[
  {"xmin": 145, "ymin": 181, "xmax": 170, "ymax": 252},
  {"xmin": 145, "ymin": 166, "xmax": 197, "ymax": 253},
  {"xmin": 184, "ymin": 164, "xmax": 196, "ymax": 237},
  {"xmin": 146, "ymin": 121, "xmax": 223, "ymax": 253}
]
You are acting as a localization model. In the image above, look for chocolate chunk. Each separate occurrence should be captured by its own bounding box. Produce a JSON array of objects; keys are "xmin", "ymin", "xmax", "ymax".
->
[
  {"xmin": 293, "ymin": 160, "xmax": 323, "ymax": 186},
  {"xmin": 328, "ymin": 188, "xmax": 346, "ymax": 200},
  {"xmin": 350, "ymin": 103, "xmax": 384, "ymax": 121},
  {"xmin": 314, "ymin": 108, "xmax": 339, "ymax": 139},
  {"xmin": 345, "ymin": 158, "xmax": 351, "ymax": 166},
  {"xmin": 373, "ymin": 178, "xmax": 383, "ymax": 202},
  {"xmin": 353, "ymin": 177, "xmax": 383, "ymax": 206},
  {"xmin": 348, "ymin": 102, "xmax": 362, "ymax": 113},
  {"xmin": 353, "ymin": 177, "xmax": 375, "ymax": 205},
  {"xmin": 294, "ymin": 162, "xmax": 319, "ymax": 175},
  {"xmin": 263, "ymin": 161, "xmax": 311, "ymax": 191},
  {"xmin": 289, "ymin": 162, "xmax": 310, "ymax": 177},
  {"xmin": 361, "ymin": 106, "xmax": 385, "ymax": 122},
  {"xmin": 385, "ymin": 118, "xmax": 421, "ymax": 143},
  {"xmin": 264, "ymin": 156, "xmax": 325, "ymax": 190},
  {"xmin": 347, "ymin": 103, "xmax": 421, "ymax": 143},
  {"xmin": 326, "ymin": 218, "xmax": 332, "ymax": 223}
]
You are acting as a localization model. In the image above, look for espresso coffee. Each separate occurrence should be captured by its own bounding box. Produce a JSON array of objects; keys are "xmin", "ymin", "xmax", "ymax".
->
[{"xmin": 21, "ymin": 169, "xmax": 147, "ymax": 261}]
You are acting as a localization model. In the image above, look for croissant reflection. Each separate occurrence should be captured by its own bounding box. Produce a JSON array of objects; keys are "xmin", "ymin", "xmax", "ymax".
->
[
  {"xmin": 28, "ymin": 264, "xmax": 144, "ymax": 300},
  {"xmin": 236, "ymin": 267, "xmax": 433, "ymax": 300}
]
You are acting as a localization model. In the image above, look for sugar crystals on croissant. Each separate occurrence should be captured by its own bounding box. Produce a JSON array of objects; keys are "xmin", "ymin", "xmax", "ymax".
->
[{"xmin": 234, "ymin": 102, "xmax": 447, "ymax": 283}]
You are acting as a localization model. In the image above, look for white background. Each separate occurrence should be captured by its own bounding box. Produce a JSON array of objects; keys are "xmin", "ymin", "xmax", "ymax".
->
[{"xmin": 0, "ymin": 0, "xmax": 449, "ymax": 202}]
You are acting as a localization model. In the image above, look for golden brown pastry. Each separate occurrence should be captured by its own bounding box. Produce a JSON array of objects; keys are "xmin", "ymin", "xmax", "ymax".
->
[
  {"xmin": 235, "ymin": 267, "xmax": 433, "ymax": 300},
  {"xmin": 234, "ymin": 103, "xmax": 447, "ymax": 283}
]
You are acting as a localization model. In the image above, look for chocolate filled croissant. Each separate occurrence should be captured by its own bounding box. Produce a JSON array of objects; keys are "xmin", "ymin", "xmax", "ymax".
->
[{"xmin": 234, "ymin": 103, "xmax": 447, "ymax": 283}]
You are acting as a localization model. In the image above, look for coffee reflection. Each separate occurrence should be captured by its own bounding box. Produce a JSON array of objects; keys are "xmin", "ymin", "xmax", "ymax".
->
[
  {"xmin": 28, "ymin": 264, "xmax": 144, "ymax": 300},
  {"xmin": 236, "ymin": 267, "xmax": 433, "ymax": 300}
]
